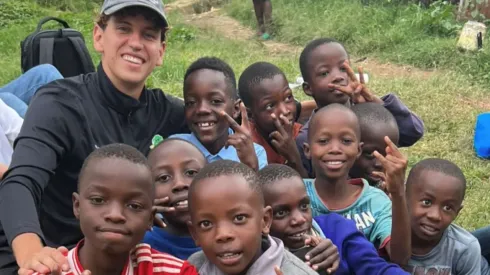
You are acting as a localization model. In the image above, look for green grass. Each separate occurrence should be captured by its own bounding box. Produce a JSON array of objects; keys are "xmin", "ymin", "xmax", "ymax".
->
[
  {"xmin": 0, "ymin": 0, "xmax": 488, "ymax": 230},
  {"xmin": 225, "ymin": 0, "xmax": 490, "ymax": 86}
]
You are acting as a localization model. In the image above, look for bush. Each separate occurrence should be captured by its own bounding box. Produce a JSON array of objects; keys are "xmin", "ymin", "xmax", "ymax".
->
[
  {"xmin": 0, "ymin": 1, "xmax": 37, "ymax": 27},
  {"xmin": 36, "ymin": 0, "xmax": 101, "ymax": 11}
]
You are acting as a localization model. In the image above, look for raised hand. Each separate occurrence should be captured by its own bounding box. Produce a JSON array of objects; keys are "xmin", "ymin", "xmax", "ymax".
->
[
  {"xmin": 221, "ymin": 103, "xmax": 259, "ymax": 170},
  {"xmin": 372, "ymin": 136, "xmax": 408, "ymax": 196},
  {"xmin": 270, "ymin": 114, "xmax": 295, "ymax": 159},
  {"xmin": 328, "ymin": 61, "xmax": 382, "ymax": 105},
  {"xmin": 269, "ymin": 113, "xmax": 308, "ymax": 177},
  {"xmin": 152, "ymin": 196, "xmax": 178, "ymax": 228}
]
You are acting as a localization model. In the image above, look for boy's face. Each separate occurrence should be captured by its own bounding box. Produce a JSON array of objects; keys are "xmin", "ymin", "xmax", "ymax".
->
[
  {"xmin": 249, "ymin": 74, "xmax": 297, "ymax": 136},
  {"xmin": 303, "ymin": 43, "xmax": 350, "ymax": 107},
  {"xmin": 93, "ymin": 12, "xmax": 165, "ymax": 90},
  {"xmin": 73, "ymin": 158, "xmax": 154, "ymax": 255},
  {"xmin": 263, "ymin": 177, "xmax": 312, "ymax": 250},
  {"xmin": 350, "ymin": 124, "xmax": 399, "ymax": 186},
  {"xmin": 189, "ymin": 175, "xmax": 272, "ymax": 275},
  {"xmin": 148, "ymin": 140, "xmax": 206, "ymax": 228},
  {"xmin": 407, "ymin": 170, "xmax": 463, "ymax": 244},
  {"xmin": 184, "ymin": 69, "xmax": 239, "ymax": 149},
  {"xmin": 304, "ymin": 109, "xmax": 361, "ymax": 180}
]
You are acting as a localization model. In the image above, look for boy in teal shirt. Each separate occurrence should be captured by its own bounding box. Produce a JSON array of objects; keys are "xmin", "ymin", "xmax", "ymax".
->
[{"xmin": 302, "ymin": 104, "xmax": 411, "ymax": 267}]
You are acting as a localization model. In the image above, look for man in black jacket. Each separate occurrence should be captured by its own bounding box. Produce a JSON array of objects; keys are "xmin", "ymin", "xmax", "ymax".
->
[{"xmin": 0, "ymin": 1, "xmax": 188, "ymax": 274}]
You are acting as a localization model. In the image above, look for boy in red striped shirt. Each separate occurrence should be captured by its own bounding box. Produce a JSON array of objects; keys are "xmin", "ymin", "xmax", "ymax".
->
[{"xmin": 31, "ymin": 144, "xmax": 197, "ymax": 275}]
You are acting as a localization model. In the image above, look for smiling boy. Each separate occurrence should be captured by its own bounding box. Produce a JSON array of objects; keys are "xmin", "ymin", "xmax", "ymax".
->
[
  {"xmin": 171, "ymin": 57, "xmax": 267, "ymax": 170},
  {"xmin": 405, "ymin": 158, "xmax": 483, "ymax": 275},
  {"xmin": 0, "ymin": 1, "xmax": 192, "ymax": 274}
]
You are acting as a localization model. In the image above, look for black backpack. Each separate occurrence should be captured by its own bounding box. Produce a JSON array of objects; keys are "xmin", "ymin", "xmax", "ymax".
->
[{"xmin": 21, "ymin": 17, "xmax": 95, "ymax": 78}]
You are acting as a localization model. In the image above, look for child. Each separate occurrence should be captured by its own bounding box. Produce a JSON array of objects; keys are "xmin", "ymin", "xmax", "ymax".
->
[
  {"xmin": 259, "ymin": 164, "xmax": 410, "ymax": 275},
  {"xmin": 171, "ymin": 57, "xmax": 267, "ymax": 170},
  {"xmin": 31, "ymin": 144, "xmax": 198, "ymax": 275},
  {"xmin": 350, "ymin": 102, "xmax": 400, "ymax": 188},
  {"xmin": 187, "ymin": 160, "xmax": 317, "ymax": 275},
  {"xmin": 238, "ymin": 62, "xmax": 307, "ymax": 177},
  {"xmin": 252, "ymin": 0, "xmax": 272, "ymax": 40},
  {"xmin": 303, "ymin": 104, "xmax": 411, "ymax": 266},
  {"xmin": 295, "ymin": 38, "xmax": 424, "ymax": 176},
  {"xmin": 143, "ymin": 137, "xmax": 207, "ymax": 259},
  {"xmin": 405, "ymin": 158, "xmax": 485, "ymax": 274}
]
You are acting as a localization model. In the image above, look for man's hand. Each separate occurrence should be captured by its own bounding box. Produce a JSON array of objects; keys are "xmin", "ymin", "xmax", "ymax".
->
[
  {"xmin": 17, "ymin": 246, "xmax": 69, "ymax": 275},
  {"xmin": 372, "ymin": 136, "xmax": 408, "ymax": 197},
  {"xmin": 221, "ymin": 103, "xmax": 259, "ymax": 170},
  {"xmin": 328, "ymin": 61, "xmax": 383, "ymax": 105},
  {"xmin": 274, "ymin": 266, "xmax": 284, "ymax": 275},
  {"xmin": 304, "ymin": 235, "xmax": 339, "ymax": 274}
]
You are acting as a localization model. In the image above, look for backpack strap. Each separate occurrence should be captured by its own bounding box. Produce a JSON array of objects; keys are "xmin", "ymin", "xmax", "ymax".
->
[
  {"xmin": 39, "ymin": 37, "xmax": 55, "ymax": 65},
  {"xmin": 67, "ymin": 36, "xmax": 95, "ymax": 74}
]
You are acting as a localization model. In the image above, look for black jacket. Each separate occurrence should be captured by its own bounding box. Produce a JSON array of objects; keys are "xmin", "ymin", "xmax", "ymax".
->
[{"xmin": 0, "ymin": 64, "xmax": 188, "ymax": 273}]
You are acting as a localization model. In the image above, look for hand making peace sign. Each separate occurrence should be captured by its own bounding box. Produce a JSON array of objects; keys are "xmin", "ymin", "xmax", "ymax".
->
[
  {"xmin": 328, "ymin": 61, "xmax": 383, "ymax": 105},
  {"xmin": 221, "ymin": 102, "xmax": 259, "ymax": 170},
  {"xmin": 372, "ymin": 136, "xmax": 408, "ymax": 197}
]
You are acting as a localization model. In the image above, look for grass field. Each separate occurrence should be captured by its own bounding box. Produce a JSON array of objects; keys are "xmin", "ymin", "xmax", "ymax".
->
[{"xmin": 0, "ymin": 0, "xmax": 488, "ymax": 230}]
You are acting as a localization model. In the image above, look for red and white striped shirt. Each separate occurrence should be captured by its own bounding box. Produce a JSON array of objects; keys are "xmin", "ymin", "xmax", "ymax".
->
[{"xmin": 32, "ymin": 240, "xmax": 198, "ymax": 275}]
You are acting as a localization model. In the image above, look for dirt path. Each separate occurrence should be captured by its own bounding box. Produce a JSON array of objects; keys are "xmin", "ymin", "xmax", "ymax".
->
[{"xmin": 165, "ymin": 0, "xmax": 435, "ymax": 80}]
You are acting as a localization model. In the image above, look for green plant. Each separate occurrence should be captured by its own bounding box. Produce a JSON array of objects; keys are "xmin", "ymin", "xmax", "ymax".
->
[
  {"xmin": 462, "ymin": 0, "xmax": 490, "ymax": 20},
  {"xmin": 414, "ymin": 0, "xmax": 462, "ymax": 36},
  {"xmin": 0, "ymin": 1, "xmax": 37, "ymax": 27}
]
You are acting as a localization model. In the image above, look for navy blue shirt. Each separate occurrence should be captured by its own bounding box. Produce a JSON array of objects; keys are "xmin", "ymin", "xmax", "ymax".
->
[{"xmin": 143, "ymin": 227, "xmax": 200, "ymax": 260}]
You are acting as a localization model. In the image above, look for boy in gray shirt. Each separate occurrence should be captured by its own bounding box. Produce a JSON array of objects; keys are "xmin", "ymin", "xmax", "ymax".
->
[
  {"xmin": 187, "ymin": 160, "xmax": 318, "ymax": 275},
  {"xmin": 404, "ymin": 158, "xmax": 484, "ymax": 275}
]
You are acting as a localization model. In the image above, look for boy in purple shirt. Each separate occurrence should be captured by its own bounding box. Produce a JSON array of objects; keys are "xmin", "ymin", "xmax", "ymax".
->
[{"xmin": 295, "ymin": 38, "xmax": 424, "ymax": 177}]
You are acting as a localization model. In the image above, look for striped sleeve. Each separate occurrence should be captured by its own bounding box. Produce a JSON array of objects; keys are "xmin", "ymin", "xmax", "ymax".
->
[{"xmin": 133, "ymin": 244, "xmax": 198, "ymax": 275}]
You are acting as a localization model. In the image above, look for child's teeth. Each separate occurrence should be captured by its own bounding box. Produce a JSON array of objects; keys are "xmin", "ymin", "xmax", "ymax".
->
[
  {"xmin": 328, "ymin": 161, "xmax": 342, "ymax": 165},
  {"xmin": 221, "ymin": 252, "xmax": 239, "ymax": 258},
  {"xmin": 199, "ymin": 122, "xmax": 215, "ymax": 127}
]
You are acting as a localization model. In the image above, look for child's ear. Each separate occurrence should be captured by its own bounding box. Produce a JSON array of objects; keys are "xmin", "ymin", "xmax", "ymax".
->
[
  {"xmin": 261, "ymin": 205, "xmax": 273, "ymax": 235},
  {"xmin": 72, "ymin": 192, "xmax": 80, "ymax": 220},
  {"xmin": 303, "ymin": 143, "xmax": 311, "ymax": 160},
  {"xmin": 302, "ymin": 82, "xmax": 313, "ymax": 97},
  {"xmin": 357, "ymin": 142, "xmax": 364, "ymax": 159},
  {"xmin": 187, "ymin": 220, "xmax": 200, "ymax": 246},
  {"xmin": 232, "ymin": 98, "xmax": 241, "ymax": 120}
]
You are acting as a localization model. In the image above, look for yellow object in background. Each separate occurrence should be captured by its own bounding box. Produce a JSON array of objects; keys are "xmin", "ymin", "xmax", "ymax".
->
[{"xmin": 457, "ymin": 21, "xmax": 487, "ymax": 51}]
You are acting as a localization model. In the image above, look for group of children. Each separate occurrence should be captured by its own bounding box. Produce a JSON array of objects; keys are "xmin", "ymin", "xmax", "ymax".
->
[{"xmin": 30, "ymin": 37, "xmax": 488, "ymax": 275}]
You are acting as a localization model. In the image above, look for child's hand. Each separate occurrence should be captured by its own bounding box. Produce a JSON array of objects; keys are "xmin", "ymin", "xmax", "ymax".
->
[
  {"xmin": 372, "ymin": 136, "xmax": 408, "ymax": 197},
  {"xmin": 328, "ymin": 61, "xmax": 383, "ymax": 105},
  {"xmin": 274, "ymin": 266, "xmax": 284, "ymax": 275},
  {"xmin": 18, "ymin": 246, "xmax": 69, "ymax": 275},
  {"xmin": 269, "ymin": 113, "xmax": 299, "ymax": 161},
  {"xmin": 304, "ymin": 236, "xmax": 340, "ymax": 274},
  {"xmin": 221, "ymin": 103, "xmax": 259, "ymax": 170},
  {"xmin": 152, "ymin": 197, "xmax": 177, "ymax": 228}
]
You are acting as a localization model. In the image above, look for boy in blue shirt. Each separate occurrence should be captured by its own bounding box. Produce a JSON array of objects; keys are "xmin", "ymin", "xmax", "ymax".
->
[
  {"xmin": 259, "ymin": 164, "xmax": 409, "ymax": 275},
  {"xmin": 302, "ymin": 104, "xmax": 411, "ymax": 267},
  {"xmin": 143, "ymin": 137, "xmax": 207, "ymax": 259},
  {"xmin": 171, "ymin": 57, "xmax": 267, "ymax": 170}
]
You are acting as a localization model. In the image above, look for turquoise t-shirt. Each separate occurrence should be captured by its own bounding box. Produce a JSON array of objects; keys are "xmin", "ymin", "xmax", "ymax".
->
[{"xmin": 304, "ymin": 178, "xmax": 392, "ymax": 249}]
